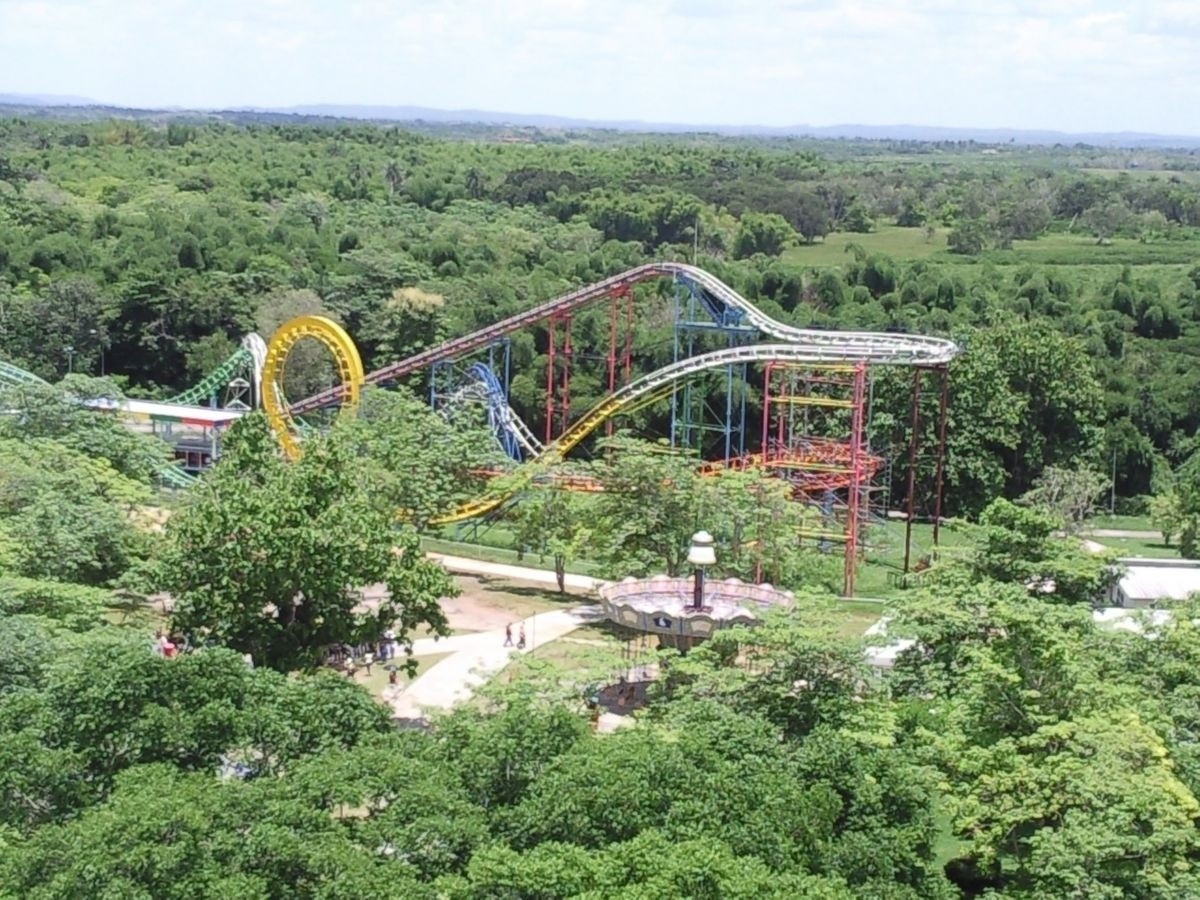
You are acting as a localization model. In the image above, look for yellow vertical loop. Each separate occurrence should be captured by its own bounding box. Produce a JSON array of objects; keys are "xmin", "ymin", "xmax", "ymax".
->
[{"xmin": 261, "ymin": 315, "xmax": 364, "ymax": 459}]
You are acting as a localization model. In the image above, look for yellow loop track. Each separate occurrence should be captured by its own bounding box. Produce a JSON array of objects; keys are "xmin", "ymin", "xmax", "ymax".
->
[{"xmin": 262, "ymin": 315, "xmax": 364, "ymax": 459}]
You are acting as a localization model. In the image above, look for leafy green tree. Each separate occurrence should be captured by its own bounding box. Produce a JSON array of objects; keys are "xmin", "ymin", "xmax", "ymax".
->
[
  {"xmin": 5, "ymin": 490, "xmax": 139, "ymax": 585},
  {"xmin": 149, "ymin": 413, "xmax": 453, "ymax": 671},
  {"xmin": 508, "ymin": 481, "xmax": 593, "ymax": 592},
  {"xmin": 1149, "ymin": 490, "xmax": 1189, "ymax": 548},
  {"xmin": 0, "ymin": 764, "xmax": 434, "ymax": 898},
  {"xmin": 586, "ymin": 434, "xmax": 705, "ymax": 577},
  {"xmin": 732, "ymin": 212, "xmax": 797, "ymax": 258},
  {"xmin": 961, "ymin": 498, "xmax": 1116, "ymax": 604},
  {"xmin": 0, "ymin": 375, "xmax": 169, "ymax": 486},
  {"xmin": 435, "ymin": 697, "xmax": 587, "ymax": 811},
  {"xmin": 947, "ymin": 219, "xmax": 986, "ymax": 255},
  {"xmin": 1020, "ymin": 465, "xmax": 1109, "ymax": 533},
  {"xmin": 343, "ymin": 386, "xmax": 499, "ymax": 531},
  {"xmin": 360, "ymin": 286, "xmax": 447, "ymax": 367},
  {"xmin": 1164, "ymin": 447, "xmax": 1200, "ymax": 557},
  {"xmin": 704, "ymin": 468, "xmax": 841, "ymax": 592},
  {"xmin": 954, "ymin": 712, "xmax": 1200, "ymax": 899}
]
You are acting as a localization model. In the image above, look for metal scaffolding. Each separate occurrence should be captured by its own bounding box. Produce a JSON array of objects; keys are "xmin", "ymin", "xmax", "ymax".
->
[
  {"xmin": 669, "ymin": 276, "xmax": 757, "ymax": 463},
  {"xmin": 760, "ymin": 361, "xmax": 876, "ymax": 596}
]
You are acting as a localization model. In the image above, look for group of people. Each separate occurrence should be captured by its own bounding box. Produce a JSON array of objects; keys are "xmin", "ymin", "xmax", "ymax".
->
[
  {"xmin": 503, "ymin": 622, "xmax": 526, "ymax": 649},
  {"xmin": 326, "ymin": 629, "xmax": 399, "ymax": 678}
]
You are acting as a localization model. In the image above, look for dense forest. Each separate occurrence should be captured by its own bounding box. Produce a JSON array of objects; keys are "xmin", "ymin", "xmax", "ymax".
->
[{"xmin": 2, "ymin": 117, "xmax": 1200, "ymax": 517}]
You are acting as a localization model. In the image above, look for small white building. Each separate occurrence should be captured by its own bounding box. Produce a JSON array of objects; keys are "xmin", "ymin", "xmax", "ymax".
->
[{"xmin": 1108, "ymin": 558, "xmax": 1200, "ymax": 608}]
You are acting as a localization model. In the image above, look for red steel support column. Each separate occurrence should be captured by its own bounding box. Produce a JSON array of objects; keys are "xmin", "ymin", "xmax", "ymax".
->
[
  {"xmin": 622, "ymin": 291, "xmax": 634, "ymax": 386},
  {"xmin": 606, "ymin": 293, "xmax": 619, "ymax": 437},
  {"xmin": 545, "ymin": 316, "xmax": 557, "ymax": 445},
  {"xmin": 844, "ymin": 362, "xmax": 866, "ymax": 597},
  {"xmin": 560, "ymin": 313, "xmax": 572, "ymax": 437},
  {"xmin": 932, "ymin": 365, "xmax": 949, "ymax": 547},
  {"xmin": 761, "ymin": 363, "xmax": 775, "ymax": 461},
  {"xmin": 902, "ymin": 367, "xmax": 922, "ymax": 574}
]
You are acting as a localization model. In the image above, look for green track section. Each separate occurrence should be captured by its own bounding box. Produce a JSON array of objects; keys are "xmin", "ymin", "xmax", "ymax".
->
[
  {"xmin": 167, "ymin": 348, "xmax": 251, "ymax": 406},
  {"xmin": 157, "ymin": 462, "xmax": 198, "ymax": 488},
  {"xmin": 0, "ymin": 359, "xmax": 50, "ymax": 387},
  {"xmin": 1, "ymin": 355, "xmax": 201, "ymax": 489}
]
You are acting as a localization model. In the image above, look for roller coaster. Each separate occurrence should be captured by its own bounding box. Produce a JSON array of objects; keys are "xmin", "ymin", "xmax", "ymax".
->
[{"xmin": 0, "ymin": 264, "xmax": 961, "ymax": 594}]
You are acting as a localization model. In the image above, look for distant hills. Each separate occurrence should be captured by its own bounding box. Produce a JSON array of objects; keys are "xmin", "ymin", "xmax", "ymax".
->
[{"xmin": 3, "ymin": 93, "xmax": 1199, "ymax": 149}]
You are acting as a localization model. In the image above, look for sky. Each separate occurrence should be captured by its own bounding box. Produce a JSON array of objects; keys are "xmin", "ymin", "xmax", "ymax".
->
[{"xmin": 2, "ymin": 0, "xmax": 1200, "ymax": 134}]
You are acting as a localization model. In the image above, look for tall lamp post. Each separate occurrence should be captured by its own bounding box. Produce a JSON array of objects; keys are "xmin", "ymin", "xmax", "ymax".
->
[
  {"xmin": 687, "ymin": 530, "xmax": 716, "ymax": 611},
  {"xmin": 89, "ymin": 328, "xmax": 106, "ymax": 376}
]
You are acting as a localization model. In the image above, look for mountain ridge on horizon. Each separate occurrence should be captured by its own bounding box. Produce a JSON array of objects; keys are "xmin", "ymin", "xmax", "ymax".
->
[{"xmin": 2, "ymin": 93, "xmax": 1198, "ymax": 149}]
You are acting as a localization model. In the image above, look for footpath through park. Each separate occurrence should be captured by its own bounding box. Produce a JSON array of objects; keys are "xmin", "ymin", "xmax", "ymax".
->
[{"xmin": 385, "ymin": 553, "xmax": 608, "ymax": 721}]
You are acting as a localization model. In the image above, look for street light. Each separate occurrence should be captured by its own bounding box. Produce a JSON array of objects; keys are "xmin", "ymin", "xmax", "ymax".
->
[
  {"xmin": 687, "ymin": 530, "xmax": 716, "ymax": 611},
  {"xmin": 64, "ymin": 345, "xmax": 75, "ymax": 374},
  {"xmin": 88, "ymin": 328, "xmax": 106, "ymax": 376}
]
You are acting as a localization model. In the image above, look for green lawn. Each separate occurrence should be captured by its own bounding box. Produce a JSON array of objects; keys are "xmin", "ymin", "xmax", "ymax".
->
[
  {"xmin": 782, "ymin": 226, "xmax": 949, "ymax": 267},
  {"xmin": 1091, "ymin": 537, "xmax": 1180, "ymax": 559},
  {"xmin": 1087, "ymin": 513, "xmax": 1156, "ymax": 532},
  {"xmin": 853, "ymin": 518, "xmax": 971, "ymax": 599},
  {"xmin": 830, "ymin": 599, "xmax": 885, "ymax": 636},
  {"xmin": 780, "ymin": 224, "xmax": 1200, "ymax": 271}
]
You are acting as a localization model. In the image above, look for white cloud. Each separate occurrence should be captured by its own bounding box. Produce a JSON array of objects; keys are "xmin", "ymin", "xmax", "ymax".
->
[{"xmin": 0, "ymin": 0, "xmax": 1197, "ymax": 132}]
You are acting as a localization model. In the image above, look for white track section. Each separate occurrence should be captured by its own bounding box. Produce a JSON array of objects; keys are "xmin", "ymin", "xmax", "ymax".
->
[
  {"xmin": 296, "ymin": 263, "xmax": 961, "ymax": 416},
  {"xmin": 442, "ymin": 383, "xmax": 544, "ymax": 457},
  {"xmin": 664, "ymin": 263, "xmax": 960, "ymax": 364},
  {"xmin": 507, "ymin": 405, "xmax": 545, "ymax": 455},
  {"xmin": 241, "ymin": 333, "xmax": 268, "ymax": 406}
]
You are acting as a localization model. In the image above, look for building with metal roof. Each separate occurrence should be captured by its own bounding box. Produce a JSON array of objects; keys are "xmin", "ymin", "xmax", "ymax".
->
[{"xmin": 1108, "ymin": 558, "xmax": 1200, "ymax": 608}]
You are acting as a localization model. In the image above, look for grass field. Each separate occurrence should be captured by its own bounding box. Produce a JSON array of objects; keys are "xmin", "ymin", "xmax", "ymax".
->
[
  {"xmin": 783, "ymin": 226, "xmax": 949, "ymax": 266},
  {"xmin": 1091, "ymin": 537, "xmax": 1179, "ymax": 559},
  {"xmin": 425, "ymin": 518, "xmax": 964, "ymax": 602},
  {"xmin": 780, "ymin": 224, "xmax": 1199, "ymax": 272},
  {"xmin": 1088, "ymin": 513, "xmax": 1156, "ymax": 532}
]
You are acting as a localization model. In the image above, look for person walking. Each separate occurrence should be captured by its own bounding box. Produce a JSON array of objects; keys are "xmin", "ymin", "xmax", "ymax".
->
[
  {"xmin": 517, "ymin": 623, "xmax": 526, "ymax": 650},
  {"xmin": 504, "ymin": 623, "xmax": 513, "ymax": 647}
]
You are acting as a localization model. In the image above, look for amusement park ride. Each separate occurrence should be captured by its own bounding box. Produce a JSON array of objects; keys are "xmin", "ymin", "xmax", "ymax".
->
[{"xmin": 0, "ymin": 264, "xmax": 960, "ymax": 595}]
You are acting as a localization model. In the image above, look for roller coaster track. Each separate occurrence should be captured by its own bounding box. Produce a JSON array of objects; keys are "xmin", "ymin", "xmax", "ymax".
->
[
  {"xmin": 452, "ymin": 362, "xmax": 542, "ymax": 460},
  {"xmin": 435, "ymin": 342, "xmax": 891, "ymax": 524},
  {"xmin": 292, "ymin": 262, "xmax": 961, "ymax": 415},
  {"xmin": 166, "ymin": 334, "xmax": 267, "ymax": 407},
  {"xmin": 0, "ymin": 355, "xmax": 260, "ymax": 494}
]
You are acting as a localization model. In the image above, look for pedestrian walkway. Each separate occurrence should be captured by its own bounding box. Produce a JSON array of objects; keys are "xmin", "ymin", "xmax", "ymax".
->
[
  {"xmin": 386, "ymin": 606, "xmax": 597, "ymax": 721},
  {"xmin": 425, "ymin": 551, "xmax": 608, "ymax": 592}
]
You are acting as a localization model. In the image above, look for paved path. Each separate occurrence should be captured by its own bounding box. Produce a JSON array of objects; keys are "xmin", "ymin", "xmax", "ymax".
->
[
  {"xmin": 387, "ymin": 550, "xmax": 611, "ymax": 721},
  {"xmin": 387, "ymin": 607, "xmax": 595, "ymax": 721},
  {"xmin": 426, "ymin": 551, "xmax": 608, "ymax": 591},
  {"xmin": 1084, "ymin": 529, "xmax": 1161, "ymax": 539}
]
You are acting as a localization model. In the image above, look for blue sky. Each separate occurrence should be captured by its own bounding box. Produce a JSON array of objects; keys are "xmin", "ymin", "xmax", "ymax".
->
[{"xmin": 2, "ymin": 0, "xmax": 1199, "ymax": 133}]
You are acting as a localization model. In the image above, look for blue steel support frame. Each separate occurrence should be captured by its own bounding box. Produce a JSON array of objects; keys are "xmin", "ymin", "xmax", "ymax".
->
[
  {"xmin": 427, "ymin": 342, "xmax": 515, "ymax": 546},
  {"xmin": 669, "ymin": 277, "xmax": 756, "ymax": 463}
]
